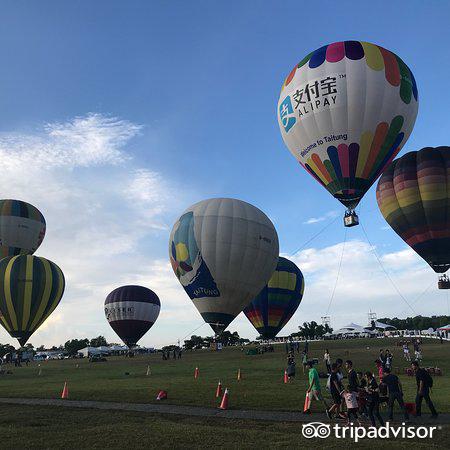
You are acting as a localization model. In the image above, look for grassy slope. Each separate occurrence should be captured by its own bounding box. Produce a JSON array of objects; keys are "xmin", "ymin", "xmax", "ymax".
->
[{"xmin": 0, "ymin": 338, "xmax": 448, "ymax": 413}]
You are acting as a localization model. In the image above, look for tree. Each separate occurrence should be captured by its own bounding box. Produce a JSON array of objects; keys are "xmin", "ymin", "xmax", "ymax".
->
[
  {"xmin": 183, "ymin": 335, "xmax": 205, "ymax": 350},
  {"xmin": 0, "ymin": 343, "xmax": 15, "ymax": 358},
  {"xmin": 90, "ymin": 336, "xmax": 107, "ymax": 347},
  {"xmin": 65, "ymin": 338, "xmax": 90, "ymax": 355},
  {"xmin": 24, "ymin": 343, "xmax": 35, "ymax": 355},
  {"xmin": 295, "ymin": 321, "xmax": 332, "ymax": 339}
]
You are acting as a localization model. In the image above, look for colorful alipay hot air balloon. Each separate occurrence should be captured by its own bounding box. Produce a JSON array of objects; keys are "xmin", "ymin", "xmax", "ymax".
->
[
  {"xmin": 376, "ymin": 146, "xmax": 450, "ymax": 288},
  {"xmin": 0, "ymin": 255, "xmax": 65, "ymax": 346},
  {"xmin": 243, "ymin": 257, "xmax": 305, "ymax": 339},
  {"xmin": 169, "ymin": 198, "xmax": 279, "ymax": 333},
  {"xmin": 0, "ymin": 199, "xmax": 46, "ymax": 257},
  {"xmin": 277, "ymin": 41, "xmax": 419, "ymax": 227},
  {"xmin": 104, "ymin": 285, "xmax": 161, "ymax": 347}
]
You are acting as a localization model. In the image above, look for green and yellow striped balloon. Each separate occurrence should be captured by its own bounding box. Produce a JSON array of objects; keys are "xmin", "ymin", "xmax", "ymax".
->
[{"xmin": 0, "ymin": 255, "xmax": 65, "ymax": 346}]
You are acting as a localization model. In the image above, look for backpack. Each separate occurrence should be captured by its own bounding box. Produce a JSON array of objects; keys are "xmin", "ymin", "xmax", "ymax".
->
[{"xmin": 422, "ymin": 369, "xmax": 433, "ymax": 388}]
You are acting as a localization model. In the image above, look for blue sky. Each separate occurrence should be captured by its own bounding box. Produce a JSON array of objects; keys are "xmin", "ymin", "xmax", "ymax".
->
[{"xmin": 0, "ymin": 1, "xmax": 449, "ymax": 347}]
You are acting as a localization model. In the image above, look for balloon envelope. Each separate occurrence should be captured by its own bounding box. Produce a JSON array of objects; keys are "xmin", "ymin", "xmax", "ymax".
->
[
  {"xmin": 0, "ymin": 199, "xmax": 46, "ymax": 258},
  {"xmin": 377, "ymin": 146, "xmax": 450, "ymax": 273},
  {"xmin": 278, "ymin": 41, "xmax": 418, "ymax": 209},
  {"xmin": 0, "ymin": 255, "xmax": 65, "ymax": 346},
  {"xmin": 169, "ymin": 198, "xmax": 279, "ymax": 333},
  {"xmin": 104, "ymin": 285, "xmax": 161, "ymax": 347},
  {"xmin": 244, "ymin": 257, "xmax": 304, "ymax": 339}
]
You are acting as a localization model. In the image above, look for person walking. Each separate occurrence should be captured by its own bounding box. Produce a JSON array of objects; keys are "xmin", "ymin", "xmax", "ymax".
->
[
  {"xmin": 412, "ymin": 361, "xmax": 438, "ymax": 418},
  {"xmin": 324, "ymin": 349, "xmax": 331, "ymax": 374},
  {"xmin": 375, "ymin": 359, "xmax": 384, "ymax": 381},
  {"xmin": 364, "ymin": 371, "xmax": 385, "ymax": 426},
  {"xmin": 379, "ymin": 349, "xmax": 386, "ymax": 370},
  {"xmin": 287, "ymin": 351, "xmax": 296, "ymax": 380},
  {"xmin": 326, "ymin": 363, "xmax": 344, "ymax": 420},
  {"xmin": 345, "ymin": 360, "xmax": 359, "ymax": 393},
  {"xmin": 403, "ymin": 343, "xmax": 411, "ymax": 362},
  {"xmin": 303, "ymin": 361, "xmax": 328, "ymax": 414},
  {"xmin": 385, "ymin": 350, "xmax": 393, "ymax": 370},
  {"xmin": 382, "ymin": 367, "xmax": 409, "ymax": 421},
  {"xmin": 301, "ymin": 351, "xmax": 308, "ymax": 374}
]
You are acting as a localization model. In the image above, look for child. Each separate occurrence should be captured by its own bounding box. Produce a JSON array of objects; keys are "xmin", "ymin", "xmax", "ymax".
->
[
  {"xmin": 357, "ymin": 371, "xmax": 368, "ymax": 417},
  {"xmin": 342, "ymin": 390, "xmax": 361, "ymax": 426}
]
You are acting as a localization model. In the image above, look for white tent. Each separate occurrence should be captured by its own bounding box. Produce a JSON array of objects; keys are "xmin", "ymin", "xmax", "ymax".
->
[
  {"xmin": 78, "ymin": 346, "xmax": 110, "ymax": 357},
  {"xmin": 368, "ymin": 321, "xmax": 396, "ymax": 331},
  {"xmin": 332, "ymin": 323, "xmax": 377, "ymax": 337}
]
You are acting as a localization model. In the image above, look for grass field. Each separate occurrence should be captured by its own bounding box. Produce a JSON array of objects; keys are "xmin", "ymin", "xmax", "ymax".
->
[{"xmin": 0, "ymin": 337, "xmax": 448, "ymax": 448}]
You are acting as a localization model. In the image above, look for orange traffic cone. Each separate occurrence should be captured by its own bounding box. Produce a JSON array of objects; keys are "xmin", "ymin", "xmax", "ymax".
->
[
  {"xmin": 61, "ymin": 381, "xmax": 69, "ymax": 399},
  {"xmin": 219, "ymin": 388, "xmax": 229, "ymax": 410},
  {"xmin": 284, "ymin": 370, "xmax": 288, "ymax": 384},
  {"xmin": 194, "ymin": 367, "xmax": 199, "ymax": 379},
  {"xmin": 156, "ymin": 390, "xmax": 167, "ymax": 400},
  {"xmin": 237, "ymin": 369, "xmax": 242, "ymax": 381},
  {"xmin": 215, "ymin": 381, "xmax": 223, "ymax": 398}
]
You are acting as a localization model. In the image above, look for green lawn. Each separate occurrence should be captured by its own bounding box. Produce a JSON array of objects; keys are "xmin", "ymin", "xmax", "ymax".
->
[
  {"xmin": 0, "ymin": 405, "xmax": 448, "ymax": 449},
  {"xmin": 0, "ymin": 338, "xmax": 448, "ymax": 413},
  {"xmin": 0, "ymin": 338, "xmax": 448, "ymax": 448}
]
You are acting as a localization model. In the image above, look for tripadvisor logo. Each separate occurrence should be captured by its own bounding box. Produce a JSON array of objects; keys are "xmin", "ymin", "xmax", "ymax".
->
[{"xmin": 302, "ymin": 422, "xmax": 440, "ymax": 443}]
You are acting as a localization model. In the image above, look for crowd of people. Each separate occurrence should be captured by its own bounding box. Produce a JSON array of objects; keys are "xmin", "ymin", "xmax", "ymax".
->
[
  {"xmin": 161, "ymin": 347, "xmax": 182, "ymax": 360},
  {"xmin": 285, "ymin": 342, "xmax": 438, "ymax": 425}
]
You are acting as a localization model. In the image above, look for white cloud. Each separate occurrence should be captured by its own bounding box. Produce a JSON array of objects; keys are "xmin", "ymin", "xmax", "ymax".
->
[
  {"xmin": 303, "ymin": 210, "xmax": 339, "ymax": 225},
  {"xmin": 0, "ymin": 114, "xmax": 446, "ymax": 349},
  {"xmin": 277, "ymin": 239, "xmax": 445, "ymax": 336},
  {"xmin": 0, "ymin": 113, "xmax": 195, "ymax": 348}
]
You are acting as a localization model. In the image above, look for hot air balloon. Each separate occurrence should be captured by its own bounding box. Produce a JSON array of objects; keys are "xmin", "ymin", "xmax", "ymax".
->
[
  {"xmin": 277, "ymin": 41, "xmax": 419, "ymax": 227},
  {"xmin": 169, "ymin": 198, "xmax": 279, "ymax": 334},
  {"xmin": 376, "ymin": 146, "xmax": 450, "ymax": 289},
  {"xmin": 0, "ymin": 255, "xmax": 65, "ymax": 346},
  {"xmin": 0, "ymin": 199, "xmax": 46, "ymax": 257},
  {"xmin": 104, "ymin": 285, "xmax": 161, "ymax": 347},
  {"xmin": 243, "ymin": 257, "xmax": 305, "ymax": 339}
]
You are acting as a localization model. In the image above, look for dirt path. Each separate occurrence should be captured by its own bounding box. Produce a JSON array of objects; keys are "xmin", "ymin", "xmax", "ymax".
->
[{"xmin": 0, "ymin": 397, "xmax": 447, "ymax": 425}]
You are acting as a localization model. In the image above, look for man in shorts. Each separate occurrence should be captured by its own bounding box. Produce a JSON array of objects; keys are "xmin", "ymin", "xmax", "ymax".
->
[
  {"xmin": 304, "ymin": 361, "xmax": 329, "ymax": 414},
  {"xmin": 326, "ymin": 362, "xmax": 343, "ymax": 419}
]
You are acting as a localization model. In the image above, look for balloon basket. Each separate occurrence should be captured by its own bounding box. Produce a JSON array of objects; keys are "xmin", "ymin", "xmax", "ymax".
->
[
  {"xmin": 343, "ymin": 210, "xmax": 359, "ymax": 227},
  {"xmin": 438, "ymin": 274, "xmax": 450, "ymax": 289}
]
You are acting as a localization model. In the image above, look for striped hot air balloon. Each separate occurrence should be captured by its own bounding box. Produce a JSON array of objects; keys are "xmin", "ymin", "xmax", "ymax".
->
[
  {"xmin": 243, "ymin": 257, "xmax": 305, "ymax": 339},
  {"xmin": 104, "ymin": 285, "xmax": 161, "ymax": 347},
  {"xmin": 278, "ymin": 41, "xmax": 419, "ymax": 226},
  {"xmin": 0, "ymin": 255, "xmax": 65, "ymax": 346},
  {"xmin": 377, "ymin": 146, "xmax": 450, "ymax": 285},
  {"xmin": 0, "ymin": 200, "xmax": 46, "ymax": 258}
]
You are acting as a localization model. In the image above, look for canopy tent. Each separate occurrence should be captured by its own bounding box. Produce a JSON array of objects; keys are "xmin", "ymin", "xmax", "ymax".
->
[
  {"xmin": 365, "ymin": 321, "xmax": 397, "ymax": 331},
  {"xmin": 332, "ymin": 323, "xmax": 377, "ymax": 336},
  {"xmin": 437, "ymin": 324, "xmax": 450, "ymax": 332}
]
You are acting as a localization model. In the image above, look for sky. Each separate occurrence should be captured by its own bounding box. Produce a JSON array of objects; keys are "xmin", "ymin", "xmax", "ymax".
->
[{"xmin": 0, "ymin": 0, "xmax": 449, "ymax": 348}]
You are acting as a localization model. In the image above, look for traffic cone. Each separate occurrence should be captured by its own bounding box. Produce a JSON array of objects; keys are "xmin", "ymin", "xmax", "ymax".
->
[
  {"xmin": 61, "ymin": 381, "xmax": 69, "ymax": 399},
  {"xmin": 284, "ymin": 370, "xmax": 288, "ymax": 384},
  {"xmin": 194, "ymin": 367, "xmax": 199, "ymax": 379},
  {"xmin": 237, "ymin": 369, "xmax": 242, "ymax": 381},
  {"xmin": 215, "ymin": 381, "xmax": 222, "ymax": 398},
  {"xmin": 38, "ymin": 365, "xmax": 42, "ymax": 376},
  {"xmin": 146, "ymin": 365, "xmax": 151, "ymax": 376},
  {"xmin": 219, "ymin": 388, "xmax": 229, "ymax": 410},
  {"xmin": 156, "ymin": 390, "xmax": 167, "ymax": 400}
]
